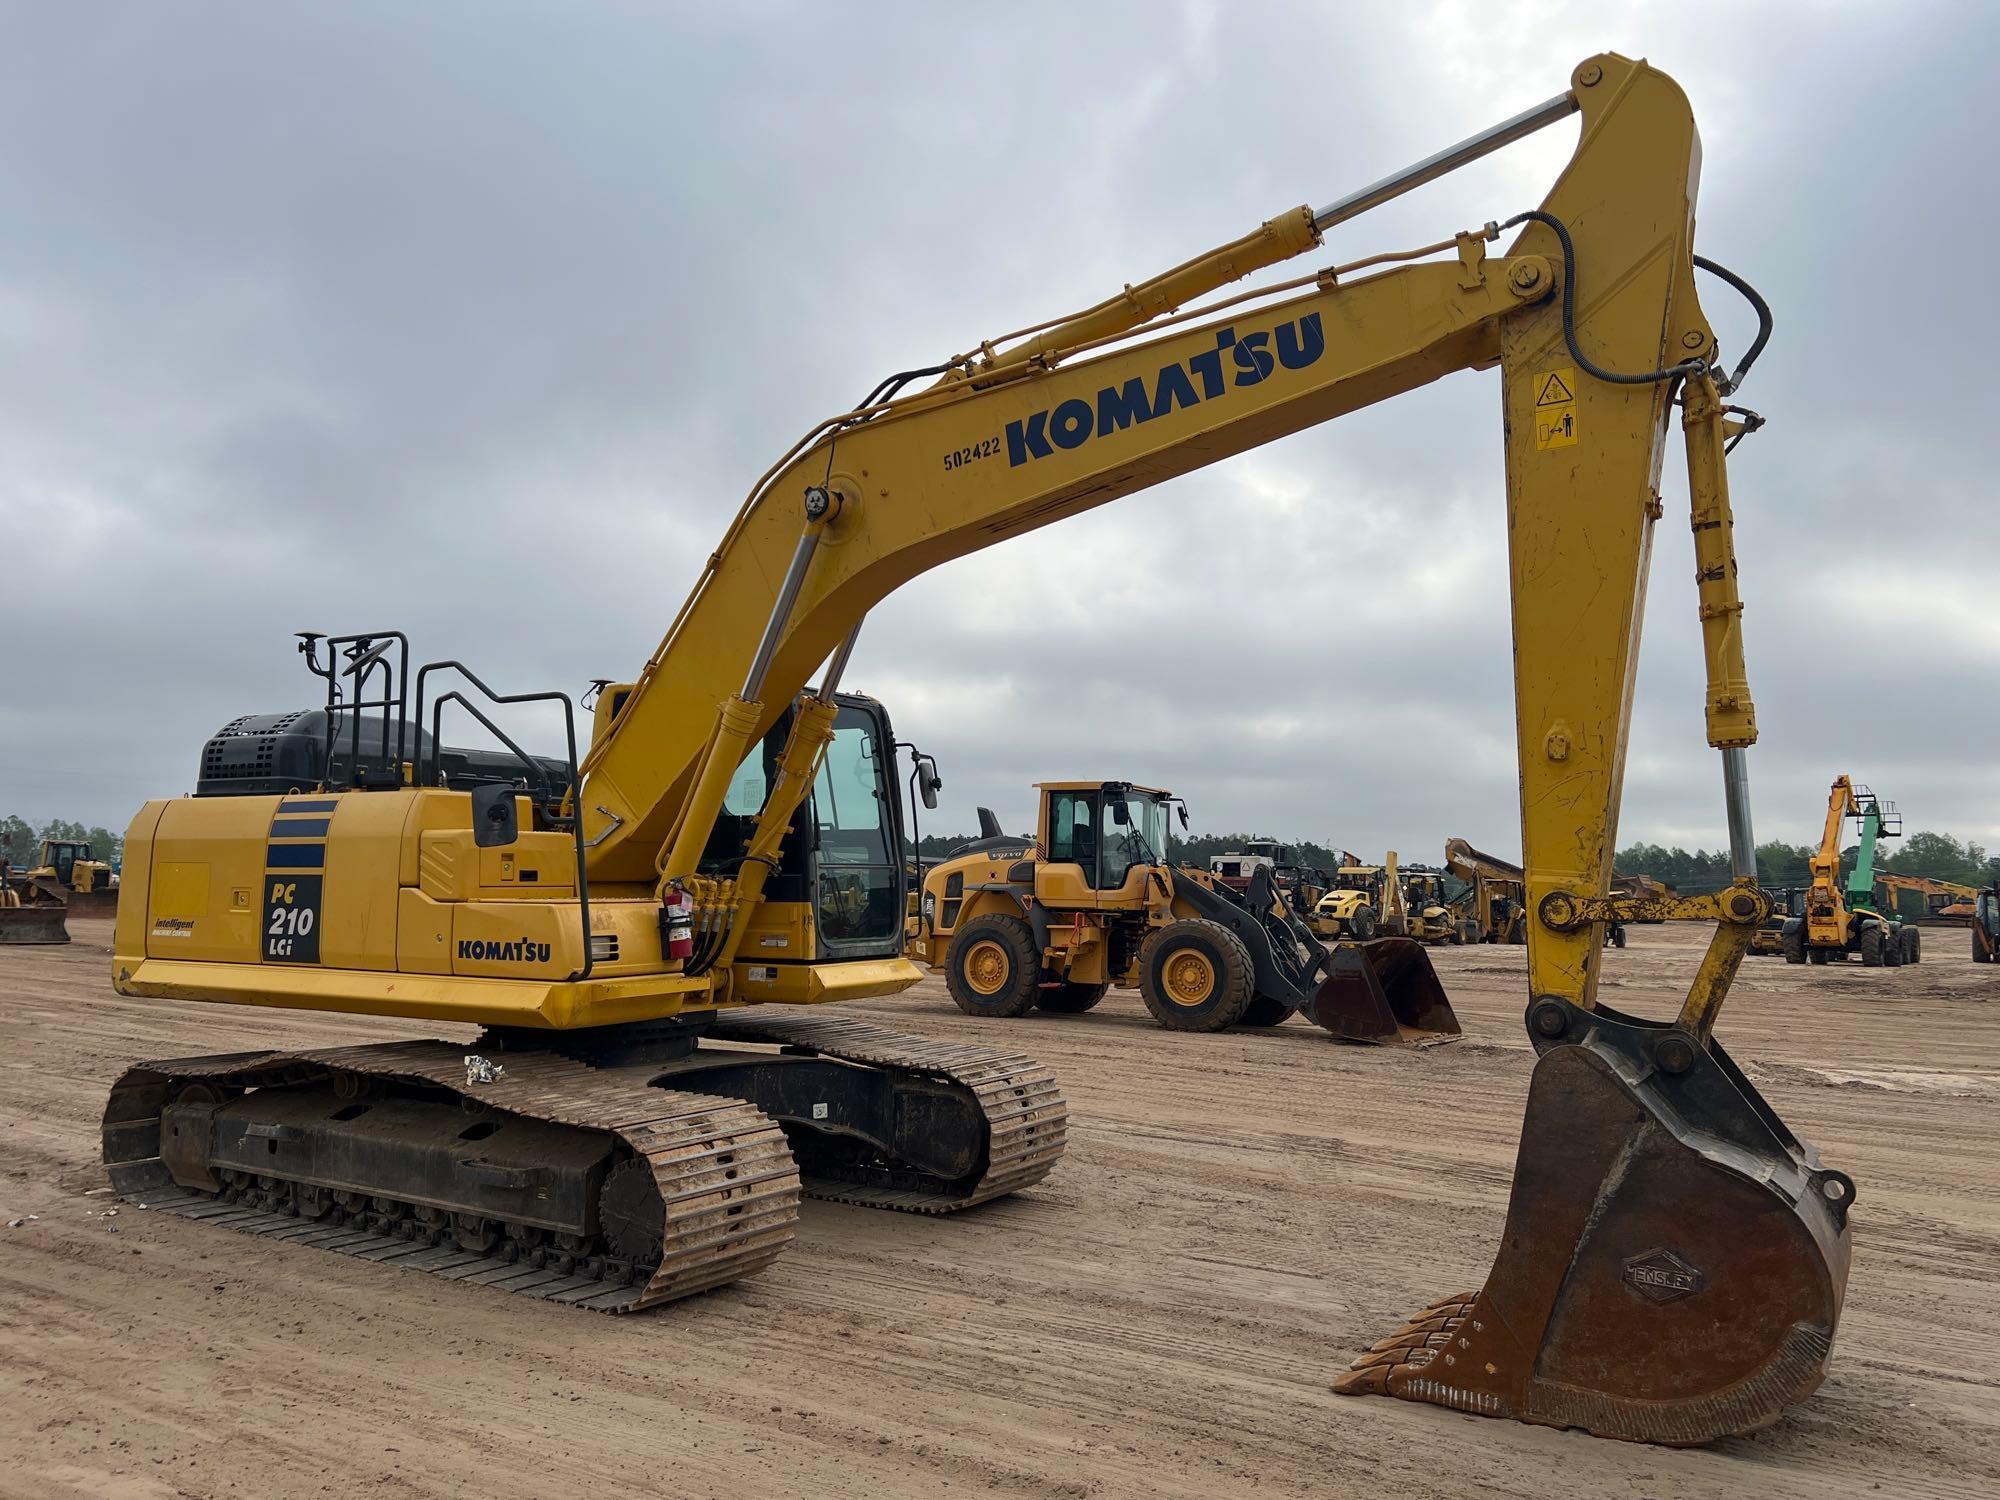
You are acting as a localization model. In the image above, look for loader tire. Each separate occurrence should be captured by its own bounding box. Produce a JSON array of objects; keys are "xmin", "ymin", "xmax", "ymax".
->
[
  {"xmin": 1036, "ymin": 979, "xmax": 1109, "ymax": 1014},
  {"xmin": 1882, "ymin": 925, "xmax": 1904, "ymax": 967},
  {"xmin": 1348, "ymin": 905, "xmax": 1379, "ymax": 940},
  {"xmin": 1237, "ymin": 994, "xmax": 1293, "ymax": 1028},
  {"xmin": 1808, "ymin": 945, "xmax": 1830, "ymax": 965},
  {"xmin": 1455, "ymin": 920, "xmax": 1481, "ymax": 946},
  {"xmin": 1901, "ymin": 926, "xmax": 1921, "ymax": 965},
  {"xmin": 1974, "ymin": 930, "xmax": 1991, "ymax": 963},
  {"xmin": 1137, "ymin": 919, "xmax": 1255, "ymax": 1032},
  {"xmin": 1781, "ymin": 925, "xmax": 1806, "ymax": 964},
  {"xmin": 945, "ymin": 914, "xmax": 1042, "ymax": 1018},
  {"xmin": 1860, "ymin": 923, "xmax": 1885, "ymax": 968}
]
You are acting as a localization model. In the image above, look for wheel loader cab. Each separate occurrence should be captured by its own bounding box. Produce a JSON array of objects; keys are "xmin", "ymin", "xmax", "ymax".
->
[{"xmin": 1033, "ymin": 782, "xmax": 1171, "ymax": 911}]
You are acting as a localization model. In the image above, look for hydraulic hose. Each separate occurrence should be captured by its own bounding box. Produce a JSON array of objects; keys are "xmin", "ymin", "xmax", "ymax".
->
[
  {"xmin": 1504, "ymin": 210, "xmax": 1775, "ymax": 397},
  {"xmin": 1501, "ymin": 210, "xmax": 1708, "ymax": 386}
]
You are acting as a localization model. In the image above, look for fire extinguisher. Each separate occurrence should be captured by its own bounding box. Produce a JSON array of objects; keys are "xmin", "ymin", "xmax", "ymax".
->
[{"xmin": 664, "ymin": 880, "xmax": 695, "ymax": 962}]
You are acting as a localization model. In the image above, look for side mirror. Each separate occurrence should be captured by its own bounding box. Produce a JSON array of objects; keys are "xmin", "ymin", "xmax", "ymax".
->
[
  {"xmin": 471, "ymin": 783, "xmax": 520, "ymax": 848},
  {"xmin": 1177, "ymin": 804, "xmax": 1190, "ymax": 830},
  {"xmin": 915, "ymin": 754, "xmax": 941, "ymax": 810},
  {"xmin": 1109, "ymin": 799, "xmax": 1130, "ymax": 827}
]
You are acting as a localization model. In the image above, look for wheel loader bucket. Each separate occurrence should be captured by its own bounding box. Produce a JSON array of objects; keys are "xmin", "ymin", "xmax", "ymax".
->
[
  {"xmin": 1303, "ymin": 937, "xmax": 1461, "ymax": 1046},
  {"xmin": 0, "ymin": 905, "xmax": 70, "ymax": 945},
  {"xmin": 1336, "ymin": 998, "xmax": 1852, "ymax": 1444}
]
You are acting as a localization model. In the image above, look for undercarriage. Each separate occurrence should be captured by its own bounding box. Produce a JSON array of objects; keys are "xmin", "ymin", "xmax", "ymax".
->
[{"xmin": 103, "ymin": 1009, "xmax": 1066, "ymax": 1310}]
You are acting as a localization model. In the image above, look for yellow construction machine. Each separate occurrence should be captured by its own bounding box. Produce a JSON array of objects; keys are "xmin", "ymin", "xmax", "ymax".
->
[
  {"xmin": 100, "ymin": 55, "xmax": 1847, "ymax": 1444},
  {"xmin": 1443, "ymin": 838, "xmax": 1528, "ymax": 944},
  {"xmin": 1, "ymin": 858, "xmax": 71, "ymax": 944},
  {"xmin": 1873, "ymin": 872, "xmax": 1978, "ymax": 927},
  {"xmin": 1310, "ymin": 861, "xmax": 1382, "ymax": 939},
  {"xmin": 0, "ymin": 838, "xmax": 119, "ymax": 945},
  {"xmin": 1783, "ymin": 776, "xmax": 1918, "ymax": 966},
  {"xmin": 1375, "ymin": 851, "xmax": 1469, "ymax": 944},
  {"xmin": 910, "ymin": 782, "xmax": 1459, "ymax": 1042}
]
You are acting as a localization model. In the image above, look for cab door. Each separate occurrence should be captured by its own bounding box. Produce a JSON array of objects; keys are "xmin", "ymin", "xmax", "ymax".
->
[{"xmin": 1035, "ymin": 788, "xmax": 1102, "ymax": 910}]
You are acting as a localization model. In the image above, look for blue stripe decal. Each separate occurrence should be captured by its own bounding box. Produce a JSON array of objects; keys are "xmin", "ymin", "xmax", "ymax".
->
[
  {"xmin": 279, "ymin": 798, "xmax": 339, "ymax": 812},
  {"xmin": 266, "ymin": 843, "xmax": 326, "ymax": 870},
  {"xmin": 269, "ymin": 817, "xmax": 331, "ymax": 839}
]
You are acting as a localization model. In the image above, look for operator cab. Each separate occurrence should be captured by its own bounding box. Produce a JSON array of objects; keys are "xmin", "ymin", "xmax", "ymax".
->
[
  {"xmin": 1038, "ymin": 781, "xmax": 1184, "ymax": 897},
  {"xmin": 702, "ymin": 694, "xmax": 911, "ymax": 960}
]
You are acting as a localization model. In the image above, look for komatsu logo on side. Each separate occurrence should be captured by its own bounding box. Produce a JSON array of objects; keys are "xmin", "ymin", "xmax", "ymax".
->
[
  {"xmin": 458, "ymin": 937, "xmax": 553, "ymax": 964},
  {"xmin": 1004, "ymin": 313, "xmax": 1326, "ymax": 468}
]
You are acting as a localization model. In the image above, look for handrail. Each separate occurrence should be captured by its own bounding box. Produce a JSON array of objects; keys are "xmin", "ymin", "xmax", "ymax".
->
[{"xmin": 413, "ymin": 661, "xmax": 592, "ymax": 983}]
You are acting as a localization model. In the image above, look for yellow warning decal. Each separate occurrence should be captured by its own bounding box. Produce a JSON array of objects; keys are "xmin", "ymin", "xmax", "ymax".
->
[
  {"xmin": 1534, "ymin": 365, "xmax": 1577, "ymax": 450},
  {"xmin": 1534, "ymin": 368, "xmax": 1576, "ymax": 406}
]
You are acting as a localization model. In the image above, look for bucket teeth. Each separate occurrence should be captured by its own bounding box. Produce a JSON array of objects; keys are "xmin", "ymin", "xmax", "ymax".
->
[{"xmin": 1341, "ymin": 1294, "xmax": 1477, "ymax": 1376}]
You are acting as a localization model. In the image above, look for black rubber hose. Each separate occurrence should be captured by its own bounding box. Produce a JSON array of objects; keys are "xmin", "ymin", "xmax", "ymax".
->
[
  {"xmin": 1502, "ymin": 209, "xmax": 1709, "ymax": 386},
  {"xmin": 857, "ymin": 361, "xmax": 959, "ymax": 412},
  {"xmin": 1692, "ymin": 254, "xmax": 1773, "ymax": 395}
]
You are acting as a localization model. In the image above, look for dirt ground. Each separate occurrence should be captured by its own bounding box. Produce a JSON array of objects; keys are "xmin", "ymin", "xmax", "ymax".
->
[{"xmin": 1, "ymin": 916, "xmax": 1994, "ymax": 1500}]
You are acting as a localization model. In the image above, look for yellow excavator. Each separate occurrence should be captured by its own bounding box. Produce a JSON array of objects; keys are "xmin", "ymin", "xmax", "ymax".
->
[
  {"xmin": 1444, "ymin": 838, "xmax": 1528, "ymax": 944},
  {"xmin": 910, "ymin": 781, "xmax": 1459, "ymax": 1043},
  {"xmin": 101, "ymin": 55, "xmax": 1848, "ymax": 1445},
  {"xmin": 1873, "ymin": 872, "xmax": 1978, "ymax": 927}
]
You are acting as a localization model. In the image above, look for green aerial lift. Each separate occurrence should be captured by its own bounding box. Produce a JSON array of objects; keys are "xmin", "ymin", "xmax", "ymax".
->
[{"xmin": 1782, "ymin": 776, "xmax": 1918, "ymax": 966}]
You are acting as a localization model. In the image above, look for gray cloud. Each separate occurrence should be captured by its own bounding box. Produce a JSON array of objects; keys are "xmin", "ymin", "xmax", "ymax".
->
[{"xmin": 3, "ymin": 2, "xmax": 1996, "ymax": 865}]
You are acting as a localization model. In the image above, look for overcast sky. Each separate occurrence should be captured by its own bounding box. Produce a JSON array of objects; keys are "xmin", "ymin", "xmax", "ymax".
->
[{"xmin": 4, "ymin": 2, "xmax": 1995, "ymax": 863}]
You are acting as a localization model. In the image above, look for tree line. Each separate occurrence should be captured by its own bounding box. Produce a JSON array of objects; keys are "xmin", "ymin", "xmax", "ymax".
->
[
  {"xmin": 915, "ymin": 823, "xmax": 1998, "ymax": 902},
  {"xmin": 1, "ymin": 815, "xmax": 124, "ymax": 870},
  {"xmin": 1615, "ymin": 830, "xmax": 1996, "ymax": 894}
]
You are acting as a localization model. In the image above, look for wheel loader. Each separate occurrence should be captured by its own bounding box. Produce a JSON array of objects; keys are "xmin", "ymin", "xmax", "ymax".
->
[
  {"xmin": 910, "ymin": 782, "xmax": 1460, "ymax": 1042},
  {"xmin": 96, "ymin": 54, "xmax": 1850, "ymax": 1445}
]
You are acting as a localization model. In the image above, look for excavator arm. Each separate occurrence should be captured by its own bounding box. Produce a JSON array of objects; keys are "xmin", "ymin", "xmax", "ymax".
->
[{"xmin": 572, "ymin": 58, "xmax": 1851, "ymax": 1443}]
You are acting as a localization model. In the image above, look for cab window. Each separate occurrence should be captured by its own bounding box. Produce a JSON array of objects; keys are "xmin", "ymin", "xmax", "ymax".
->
[{"xmin": 1048, "ymin": 792, "xmax": 1097, "ymax": 870}]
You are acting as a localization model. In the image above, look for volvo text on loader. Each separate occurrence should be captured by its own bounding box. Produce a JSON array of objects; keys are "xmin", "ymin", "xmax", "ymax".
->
[
  {"xmin": 102, "ymin": 55, "xmax": 1847, "ymax": 1445},
  {"xmin": 911, "ymin": 782, "xmax": 1459, "ymax": 1042}
]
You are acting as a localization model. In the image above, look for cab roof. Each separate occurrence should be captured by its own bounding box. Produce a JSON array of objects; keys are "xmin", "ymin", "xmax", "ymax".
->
[{"xmin": 1034, "ymin": 780, "xmax": 1173, "ymax": 797}]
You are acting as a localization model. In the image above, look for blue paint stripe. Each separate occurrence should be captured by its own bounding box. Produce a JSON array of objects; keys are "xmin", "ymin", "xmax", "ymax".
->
[
  {"xmin": 279, "ymin": 798, "xmax": 338, "ymax": 812},
  {"xmin": 269, "ymin": 817, "xmax": 331, "ymax": 839},
  {"xmin": 266, "ymin": 843, "xmax": 325, "ymax": 870}
]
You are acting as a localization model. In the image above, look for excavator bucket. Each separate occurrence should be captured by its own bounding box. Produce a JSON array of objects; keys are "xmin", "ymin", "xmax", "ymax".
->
[
  {"xmin": 1303, "ymin": 937, "xmax": 1461, "ymax": 1046},
  {"xmin": 1336, "ymin": 998, "xmax": 1852, "ymax": 1444},
  {"xmin": 0, "ymin": 905, "xmax": 70, "ymax": 945}
]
